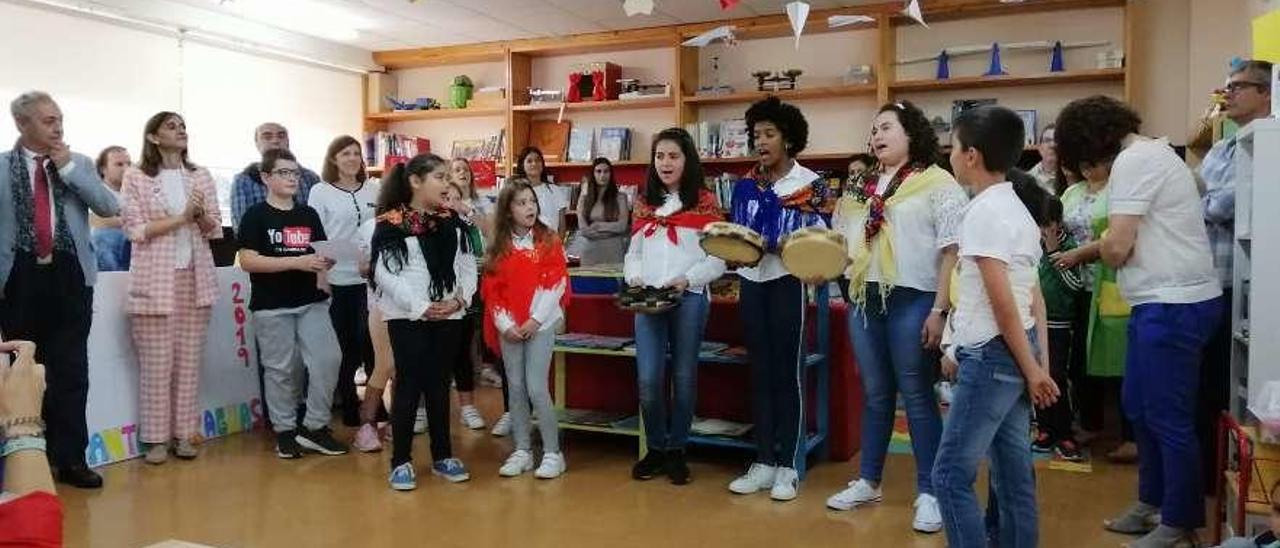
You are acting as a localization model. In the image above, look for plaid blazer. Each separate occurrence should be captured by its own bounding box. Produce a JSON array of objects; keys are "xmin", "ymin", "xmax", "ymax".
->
[{"xmin": 121, "ymin": 166, "xmax": 222, "ymax": 315}]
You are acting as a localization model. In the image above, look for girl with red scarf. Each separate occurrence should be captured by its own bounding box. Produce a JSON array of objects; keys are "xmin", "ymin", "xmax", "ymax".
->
[
  {"xmin": 482, "ymin": 179, "xmax": 570, "ymax": 480},
  {"xmin": 623, "ymin": 128, "xmax": 724, "ymax": 485}
]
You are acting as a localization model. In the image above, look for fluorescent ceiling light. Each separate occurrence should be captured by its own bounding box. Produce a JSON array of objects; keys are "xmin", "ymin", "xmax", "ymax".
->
[{"xmin": 206, "ymin": 0, "xmax": 372, "ymax": 42}]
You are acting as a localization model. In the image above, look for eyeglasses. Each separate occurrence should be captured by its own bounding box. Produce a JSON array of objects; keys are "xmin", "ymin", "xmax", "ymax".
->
[
  {"xmin": 270, "ymin": 169, "xmax": 301, "ymax": 179},
  {"xmin": 1225, "ymin": 81, "xmax": 1270, "ymax": 94}
]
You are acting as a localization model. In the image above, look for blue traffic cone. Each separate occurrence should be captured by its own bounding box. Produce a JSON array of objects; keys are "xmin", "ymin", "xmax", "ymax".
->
[
  {"xmin": 936, "ymin": 50, "xmax": 950, "ymax": 80},
  {"xmin": 1050, "ymin": 41, "xmax": 1065, "ymax": 72},
  {"xmin": 985, "ymin": 43, "xmax": 1006, "ymax": 76}
]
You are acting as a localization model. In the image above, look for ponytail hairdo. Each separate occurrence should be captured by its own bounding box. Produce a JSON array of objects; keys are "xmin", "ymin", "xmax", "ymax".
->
[{"xmin": 370, "ymin": 153, "xmax": 468, "ymax": 300}]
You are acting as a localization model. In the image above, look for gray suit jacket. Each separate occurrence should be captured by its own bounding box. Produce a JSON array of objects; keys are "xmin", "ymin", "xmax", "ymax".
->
[{"xmin": 0, "ymin": 151, "xmax": 120, "ymax": 291}]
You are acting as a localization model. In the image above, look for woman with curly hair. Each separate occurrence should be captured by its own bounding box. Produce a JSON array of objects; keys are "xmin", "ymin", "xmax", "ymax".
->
[
  {"xmin": 1058, "ymin": 95, "xmax": 1223, "ymax": 548},
  {"xmin": 826, "ymin": 101, "xmax": 967, "ymax": 533},
  {"xmin": 724, "ymin": 97, "xmax": 834, "ymax": 502}
]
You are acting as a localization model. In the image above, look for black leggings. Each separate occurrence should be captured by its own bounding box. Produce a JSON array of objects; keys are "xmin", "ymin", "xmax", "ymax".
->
[
  {"xmin": 1036, "ymin": 327, "xmax": 1074, "ymax": 440},
  {"xmin": 330, "ymin": 284, "xmax": 375, "ymax": 424},
  {"xmin": 452, "ymin": 313, "xmax": 477, "ymax": 393},
  {"xmin": 387, "ymin": 319, "xmax": 462, "ymax": 466},
  {"xmin": 1071, "ymin": 293, "xmax": 1134, "ymax": 440},
  {"xmin": 740, "ymin": 275, "xmax": 807, "ymax": 469}
]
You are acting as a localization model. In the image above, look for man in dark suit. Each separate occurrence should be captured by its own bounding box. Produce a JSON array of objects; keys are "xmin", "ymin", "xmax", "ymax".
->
[{"xmin": 0, "ymin": 91, "xmax": 119, "ymax": 488}]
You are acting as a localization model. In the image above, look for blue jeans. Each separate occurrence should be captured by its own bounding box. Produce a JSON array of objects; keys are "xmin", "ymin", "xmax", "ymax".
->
[
  {"xmin": 933, "ymin": 332, "xmax": 1038, "ymax": 548},
  {"xmin": 93, "ymin": 227, "xmax": 131, "ymax": 272},
  {"xmin": 634, "ymin": 290, "xmax": 710, "ymax": 450},
  {"xmin": 849, "ymin": 285, "xmax": 941, "ymax": 493},
  {"xmin": 1124, "ymin": 297, "xmax": 1223, "ymax": 530}
]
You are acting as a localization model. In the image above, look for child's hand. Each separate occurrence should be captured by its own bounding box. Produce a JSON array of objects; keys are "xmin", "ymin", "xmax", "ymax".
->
[
  {"xmin": 518, "ymin": 318, "xmax": 542, "ymax": 337},
  {"xmin": 502, "ymin": 327, "xmax": 526, "ymax": 342},
  {"xmin": 920, "ymin": 310, "xmax": 945, "ymax": 350},
  {"xmin": 940, "ymin": 355, "xmax": 958, "ymax": 381},
  {"xmin": 1041, "ymin": 225, "xmax": 1062, "ymax": 253},
  {"xmin": 665, "ymin": 277, "xmax": 690, "ymax": 293},
  {"xmin": 1027, "ymin": 371, "xmax": 1061, "ymax": 409},
  {"xmin": 295, "ymin": 255, "xmax": 331, "ymax": 273}
]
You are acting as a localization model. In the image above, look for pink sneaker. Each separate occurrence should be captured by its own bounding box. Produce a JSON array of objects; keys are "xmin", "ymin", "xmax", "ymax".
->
[{"xmin": 353, "ymin": 424, "xmax": 382, "ymax": 453}]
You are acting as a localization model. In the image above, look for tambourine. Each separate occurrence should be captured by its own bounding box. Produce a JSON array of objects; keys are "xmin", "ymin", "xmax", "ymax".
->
[
  {"xmin": 699, "ymin": 222, "xmax": 765, "ymax": 266},
  {"xmin": 617, "ymin": 284, "xmax": 682, "ymax": 314},
  {"xmin": 780, "ymin": 227, "xmax": 850, "ymax": 281}
]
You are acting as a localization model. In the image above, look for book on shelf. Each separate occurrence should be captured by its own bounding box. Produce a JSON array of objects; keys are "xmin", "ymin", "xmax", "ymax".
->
[
  {"xmin": 718, "ymin": 119, "xmax": 750, "ymax": 158},
  {"xmin": 529, "ymin": 120, "xmax": 572, "ymax": 162},
  {"xmin": 684, "ymin": 121, "xmax": 720, "ymax": 159},
  {"xmin": 366, "ymin": 132, "xmax": 430, "ymax": 172},
  {"xmin": 450, "ymin": 139, "xmax": 487, "ymax": 160},
  {"xmin": 566, "ymin": 126, "xmax": 594, "ymax": 163},
  {"xmin": 470, "ymin": 159, "xmax": 498, "ymax": 188},
  {"xmin": 596, "ymin": 127, "xmax": 631, "ymax": 162}
]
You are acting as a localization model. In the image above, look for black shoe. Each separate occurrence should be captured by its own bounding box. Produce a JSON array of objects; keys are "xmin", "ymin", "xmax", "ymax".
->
[
  {"xmin": 342, "ymin": 407, "xmax": 361, "ymax": 428},
  {"xmin": 296, "ymin": 426, "xmax": 349, "ymax": 456},
  {"xmin": 276, "ymin": 430, "xmax": 303, "ymax": 459},
  {"xmin": 57, "ymin": 464, "xmax": 103, "ymax": 489},
  {"xmin": 631, "ymin": 449, "xmax": 665, "ymax": 480},
  {"xmin": 665, "ymin": 449, "xmax": 691, "ymax": 485}
]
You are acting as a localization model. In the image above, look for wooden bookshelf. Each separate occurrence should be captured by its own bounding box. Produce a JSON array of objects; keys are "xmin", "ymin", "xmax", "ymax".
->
[
  {"xmin": 511, "ymin": 97, "xmax": 674, "ymax": 113},
  {"xmin": 545, "ymin": 159, "xmax": 648, "ymax": 168},
  {"xmin": 681, "ymin": 84, "xmax": 878, "ymax": 106},
  {"xmin": 888, "ymin": 68, "xmax": 1126, "ymax": 93},
  {"xmin": 365, "ymin": 107, "xmax": 506, "ymax": 123},
  {"xmin": 700, "ymin": 152, "xmax": 856, "ymax": 165}
]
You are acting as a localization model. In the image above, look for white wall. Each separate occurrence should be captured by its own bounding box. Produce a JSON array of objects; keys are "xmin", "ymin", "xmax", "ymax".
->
[{"xmin": 0, "ymin": 1, "xmax": 364, "ymax": 221}]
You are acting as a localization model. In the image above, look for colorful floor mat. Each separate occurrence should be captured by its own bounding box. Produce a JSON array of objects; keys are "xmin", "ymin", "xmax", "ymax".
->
[{"xmin": 887, "ymin": 409, "xmax": 1093, "ymax": 473}]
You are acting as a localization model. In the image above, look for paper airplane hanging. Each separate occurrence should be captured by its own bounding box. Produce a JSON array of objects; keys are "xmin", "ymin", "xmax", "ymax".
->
[
  {"xmin": 623, "ymin": 0, "xmax": 654, "ymax": 17},
  {"xmin": 682, "ymin": 25, "xmax": 738, "ymax": 47},
  {"xmin": 828, "ymin": 15, "xmax": 875, "ymax": 29},
  {"xmin": 902, "ymin": 0, "xmax": 927, "ymax": 28},
  {"xmin": 786, "ymin": 1, "xmax": 810, "ymax": 50}
]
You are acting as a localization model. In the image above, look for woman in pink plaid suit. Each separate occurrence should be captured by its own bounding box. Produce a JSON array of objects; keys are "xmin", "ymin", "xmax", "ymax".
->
[{"xmin": 120, "ymin": 112, "xmax": 223, "ymax": 465}]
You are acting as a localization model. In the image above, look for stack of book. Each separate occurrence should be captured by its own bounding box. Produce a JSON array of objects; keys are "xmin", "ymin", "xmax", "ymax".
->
[
  {"xmin": 366, "ymin": 132, "xmax": 430, "ymax": 170},
  {"xmin": 449, "ymin": 130, "xmax": 505, "ymax": 161},
  {"xmin": 684, "ymin": 119, "xmax": 750, "ymax": 159},
  {"xmin": 595, "ymin": 127, "xmax": 632, "ymax": 162}
]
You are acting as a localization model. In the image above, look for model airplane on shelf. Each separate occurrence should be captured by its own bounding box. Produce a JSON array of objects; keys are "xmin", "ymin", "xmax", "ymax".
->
[{"xmin": 897, "ymin": 40, "xmax": 1110, "ymax": 79}]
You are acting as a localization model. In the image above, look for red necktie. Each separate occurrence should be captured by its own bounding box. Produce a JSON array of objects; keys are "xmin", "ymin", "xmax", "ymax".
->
[{"xmin": 32, "ymin": 155, "xmax": 53, "ymax": 258}]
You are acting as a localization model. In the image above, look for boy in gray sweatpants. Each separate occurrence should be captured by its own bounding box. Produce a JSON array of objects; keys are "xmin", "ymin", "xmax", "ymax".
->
[{"xmin": 236, "ymin": 149, "xmax": 348, "ymax": 458}]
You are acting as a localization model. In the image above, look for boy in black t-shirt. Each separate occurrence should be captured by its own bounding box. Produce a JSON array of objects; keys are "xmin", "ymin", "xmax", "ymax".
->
[{"xmin": 237, "ymin": 149, "xmax": 348, "ymax": 458}]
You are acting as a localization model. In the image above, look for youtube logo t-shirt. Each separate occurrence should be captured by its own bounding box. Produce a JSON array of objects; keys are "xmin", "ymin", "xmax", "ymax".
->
[{"xmin": 237, "ymin": 201, "xmax": 330, "ymax": 311}]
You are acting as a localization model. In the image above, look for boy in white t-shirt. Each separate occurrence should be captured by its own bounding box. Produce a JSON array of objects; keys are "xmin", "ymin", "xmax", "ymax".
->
[{"xmin": 931, "ymin": 106, "xmax": 1061, "ymax": 548}]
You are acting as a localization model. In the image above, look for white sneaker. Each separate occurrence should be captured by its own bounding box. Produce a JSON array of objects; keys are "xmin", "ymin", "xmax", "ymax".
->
[
  {"xmin": 413, "ymin": 406, "xmax": 428, "ymax": 434},
  {"xmin": 354, "ymin": 367, "xmax": 368, "ymax": 387},
  {"xmin": 535, "ymin": 452, "xmax": 566, "ymax": 479},
  {"xmin": 460, "ymin": 405, "xmax": 486, "ymax": 430},
  {"xmin": 826, "ymin": 478, "xmax": 883, "ymax": 510},
  {"xmin": 913, "ymin": 493, "xmax": 943, "ymax": 533},
  {"xmin": 770, "ymin": 467, "xmax": 800, "ymax": 501},
  {"xmin": 490, "ymin": 412, "xmax": 512, "ymax": 437},
  {"xmin": 499, "ymin": 449, "xmax": 535, "ymax": 477},
  {"xmin": 728, "ymin": 463, "xmax": 777, "ymax": 495},
  {"xmin": 936, "ymin": 381, "xmax": 954, "ymax": 406}
]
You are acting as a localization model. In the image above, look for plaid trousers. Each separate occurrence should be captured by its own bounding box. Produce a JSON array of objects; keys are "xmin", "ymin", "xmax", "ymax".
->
[{"xmin": 132, "ymin": 269, "xmax": 212, "ymax": 443}]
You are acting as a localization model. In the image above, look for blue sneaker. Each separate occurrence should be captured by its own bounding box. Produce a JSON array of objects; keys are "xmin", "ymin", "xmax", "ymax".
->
[
  {"xmin": 432, "ymin": 458, "xmax": 471, "ymax": 483},
  {"xmin": 389, "ymin": 463, "xmax": 416, "ymax": 491}
]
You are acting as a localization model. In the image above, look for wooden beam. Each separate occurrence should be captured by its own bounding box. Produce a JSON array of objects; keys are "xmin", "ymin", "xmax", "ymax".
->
[
  {"xmin": 876, "ymin": 14, "xmax": 895, "ymax": 105},
  {"xmin": 676, "ymin": 45, "xmax": 700, "ymax": 128},
  {"xmin": 507, "ymin": 27, "xmax": 678, "ymax": 57},
  {"xmin": 506, "ymin": 51, "xmax": 532, "ymax": 177},
  {"xmin": 892, "ymin": 0, "xmax": 1125, "ymax": 25},
  {"xmin": 1123, "ymin": 0, "xmax": 1135, "ymax": 104},
  {"xmin": 374, "ymin": 42, "xmax": 506, "ymax": 70}
]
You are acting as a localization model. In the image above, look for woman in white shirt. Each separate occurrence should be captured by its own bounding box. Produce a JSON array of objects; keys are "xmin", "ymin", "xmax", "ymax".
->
[
  {"xmin": 826, "ymin": 101, "xmax": 967, "ymax": 534},
  {"xmin": 370, "ymin": 153, "xmax": 477, "ymax": 490},
  {"xmin": 623, "ymin": 129, "xmax": 725, "ymax": 486},
  {"xmin": 310, "ymin": 135, "xmax": 380, "ymax": 428},
  {"xmin": 513, "ymin": 147, "xmax": 568, "ymax": 233}
]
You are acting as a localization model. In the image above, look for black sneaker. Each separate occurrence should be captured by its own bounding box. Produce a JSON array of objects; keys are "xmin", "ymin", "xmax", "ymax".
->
[
  {"xmin": 1054, "ymin": 439, "xmax": 1085, "ymax": 462},
  {"xmin": 276, "ymin": 430, "xmax": 303, "ymax": 459},
  {"xmin": 1031, "ymin": 430, "xmax": 1055, "ymax": 453},
  {"xmin": 631, "ymin": 449, "xmax": 665, "ymax": 480},
  {"xmin": 665, "ymin": 449, "xmax": 691, "ymax": 485},
  {"xmin": 296, "ymin": 426, "xmax": 349, "ymax": 456}
]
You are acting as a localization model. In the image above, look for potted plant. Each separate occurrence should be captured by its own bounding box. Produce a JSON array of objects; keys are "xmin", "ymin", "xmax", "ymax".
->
[{"xmin": 449, "ymin": 75, "xmax": 474, "ymax": 109}]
